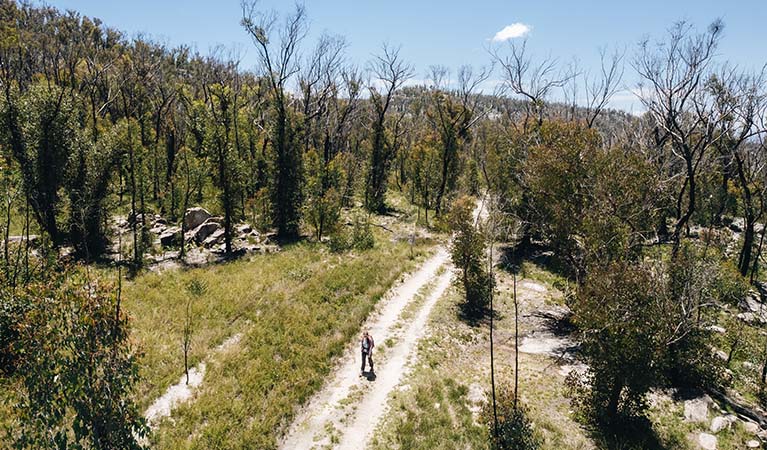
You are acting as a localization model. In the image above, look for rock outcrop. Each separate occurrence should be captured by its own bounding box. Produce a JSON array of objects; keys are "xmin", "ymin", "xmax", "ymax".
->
[{"xmin": 184, "ymin": 207, "xmax": 212, "ymax": 231}]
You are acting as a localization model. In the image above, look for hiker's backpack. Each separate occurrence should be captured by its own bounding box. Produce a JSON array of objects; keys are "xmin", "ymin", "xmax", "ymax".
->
[{"xmin": 363, "ymin": 335, "xmax": 374, "ymax": 352}]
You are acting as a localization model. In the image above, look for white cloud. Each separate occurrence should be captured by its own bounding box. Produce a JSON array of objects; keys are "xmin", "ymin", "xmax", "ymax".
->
[{"xmin": 491, "ymin": 23, "xmax": 531, "ymax": 42}]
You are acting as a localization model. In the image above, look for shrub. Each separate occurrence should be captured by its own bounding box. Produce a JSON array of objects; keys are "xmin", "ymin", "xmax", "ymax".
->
[
  {"xmin": 481, "ymin": 385, "xmax": 539, "ymax": 450},
  {"xmin": 351, "ymin": 215, "xmax": 375, "ymax": 250},
  {"xmin": 448, "ymin": 196, "xmax": 493, "ymax": 317},
  {"xmin": 326, "ymin": 214, "xmax": 375, "ymax": 252},
  {"xmin": 569, "ymin": 250, "xmax": 729, "ymax": 425},
  {"xmin": 7, "ymin": 264, "xmax": 147, "ymax": 449}
]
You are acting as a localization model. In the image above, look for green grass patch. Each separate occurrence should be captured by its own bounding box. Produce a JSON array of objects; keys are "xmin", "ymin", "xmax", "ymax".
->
[
  {"xmin": 370, "ymin": 375, "xmax": 487, "ymax": 450},
  {"xmin": 125, "ymin": 230, "xmax": 434, "ymax": 449}
]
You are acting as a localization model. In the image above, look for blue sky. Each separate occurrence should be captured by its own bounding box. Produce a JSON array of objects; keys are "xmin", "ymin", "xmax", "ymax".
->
[{"xmin": 46, "ymin": 0, "xmax": 767, "ymax": 112}]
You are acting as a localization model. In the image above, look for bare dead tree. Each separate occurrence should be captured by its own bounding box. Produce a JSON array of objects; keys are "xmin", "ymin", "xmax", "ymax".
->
[
  {"xmin": 299, "ymin": 33, "xmax": 347, "ymax": 154},
  {"xmin": 709, "ymin": 65, "xmax": 767, "ymax": 276},
  {"xmin": 634, "ymin": 19, "xmax": 724, "ymax": 255},
  {"xmin": 492, "ymin": 39, "xmax": 573, "ymax": 130},
  {"xmin": 583, "ymin": 47, "xmax": 625, "ymax": 128},
  {"xmin": 364, "ymin": 44, "xmax": 413, "ymax": 212}
]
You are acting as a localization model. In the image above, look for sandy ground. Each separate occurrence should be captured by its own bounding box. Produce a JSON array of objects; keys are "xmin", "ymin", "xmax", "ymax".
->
[{"xmin": 143, "ymin": 333, "xmax": 242, "ymax": 428}]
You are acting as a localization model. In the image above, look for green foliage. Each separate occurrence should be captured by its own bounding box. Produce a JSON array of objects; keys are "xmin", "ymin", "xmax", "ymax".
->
[
  {"xmin": 569, "ymin": 248, "xmax": 734, "ymax": 424},
  {"xmin": 328, "ymin": 214, "xmax": 375, "ymax": 252},
  {"xmin": 373, "ymin": 377, "xmax": 486, "ymax": 450},
  {"xmin": 67, "ymin": 125, "xmax": 126, "ymax": 258},
  {"xmin": 304, "ymin": 149, "xmax": 344, "ymax": 241},
  {"xmin": 569, "ymin": 261, "xmax": 665, "ymax": 422},
  {"xmin": 4, "ymin": 265, "xmax": 146, "ymax": 449},
  {"xmin": 0, "ymin": 279, "xmax": 29, "ymax": 376},
  {"xmin": 481, "ymin": 385, "xmax": 540, "ymax": 450},
  {"xmin": 407, "ymin": 138, "xmax": 441, "ymax": 226},
  {"xmin": 448, "ymin": 195, "xmax": 492, "ymax": 317},
  {"xmin": 1, "ymin": 83, "xmax": 78, "ymax": 245},
  {"xmin": 269, "ymin": 95, "xmax": 304, "ymax": 239},
  {"xmin": 351, "ymin": 214, "xmax": 375, "ymax": 250},
  {"xmin": 520, "ymin": 121, "xmax": 659, "ymax": 277}
]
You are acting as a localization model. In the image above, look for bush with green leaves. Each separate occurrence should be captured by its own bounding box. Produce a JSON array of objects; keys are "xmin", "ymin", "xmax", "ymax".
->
[
  {"xmin": 481, "ymin": 385, "xmax": 539, "ymax": 450},
  {"xmin": 4, "ymin": 264, "xmax": 147, "ymax": 449},
  {"xmin": 569, "ymin": 251, "xmax": 730, "ymax": 425},
  {"xmin": 327, "ymin": 214, "xmax": 376, "ymax": 252},
  {"xmin": 304, "ymin": 149, "xmax": 345, "ymax": 242},
  {"xmin": 448, "ymin": 195, "xmax": 493, "ymax": 317},
  {"xmin": 351, "ymin": 214, "xmax": 375, "ymax": 250}
]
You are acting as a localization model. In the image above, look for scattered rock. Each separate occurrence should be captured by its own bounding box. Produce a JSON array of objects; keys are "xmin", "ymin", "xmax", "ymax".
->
[
  {"xmin": 697, "ymin": 432, "xmax": 717, "ymax": 450},
  {"xmin": 149, "ymin": 224, "xmax": 167, "ymax": 235},
  {"xmin": 742, "ymin": 293, "xmax": 765, "ymax": 314},
  {"xmin": 704, "ymin": 325, "xmax": 726, "ymax": 334},
  {"xmin": 6, "ymin": 234, "xmax": 40, "ymax": 246},
  {"xmin": 203, "ymin": 228, "xmax": 226, "ymax": 248},
  {"xmin": 59, "ymin": 246, "xmax": 75, "ymax": 258},
  {"xmin": 114, "ymin": 216, "xmax": 129, "ymax": 229},
  {"xmin": 187, "ymin": 221, "xmax": 220, "ymax": 244},
  {"xmin": 127, "ymin": 212, "xmax": 146, "ymax": 225},
  {"xmin": 520, "ymin": 280, "xmax": 547, "ymax": 293},
  {"xmin": 685, "ymin": 396, "xmax": 712, "ymax": 423},
  {"xmin": 738, "ymin": 312, "xmax": 767, "ymax": 324},
  {"xmin": 710, "ymin": 416, "xmax": 730, "ymax": 433},
  {"xmin": 236, "ymin": 223, "xmax": 252, "ymax": 234},
  {"xmin": 183, "ymin": 207, "xmax": 212, "ymax": 231},
  {"xmin": 264, "ymin": 232, "xmax": 278, "ymax": 244},
  {"xmin": 747, "ymin": 440, "xmax": 761, "ymax": 448},
  {"xmin": 744, "ymin": 421, "xmax": 761, "ymax": 434},
  {"xmin": 715, "ymin": 350, "xmax": 729, "ymax": 362},
  {"xmin": 159, "ymin": 226, "xmax": 182, "ymax": 246}
]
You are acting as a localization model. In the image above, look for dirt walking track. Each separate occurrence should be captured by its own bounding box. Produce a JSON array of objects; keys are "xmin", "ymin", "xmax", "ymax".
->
[{"xmin": 278, "ymin": 247, "xmax": 453, "ymax": 450}]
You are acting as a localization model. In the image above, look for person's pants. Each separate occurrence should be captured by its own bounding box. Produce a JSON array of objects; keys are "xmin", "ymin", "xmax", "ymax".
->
[{"xmin": 361, "ymin": 351, "xmax": 373, "ymax": 372}]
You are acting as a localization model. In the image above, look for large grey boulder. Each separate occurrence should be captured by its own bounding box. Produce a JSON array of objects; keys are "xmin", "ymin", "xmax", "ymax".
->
[
  {"xmin": 710, "ymin": 416, "xmax": 732, "ymax": 433},
  {"xmin": 159, "ymin": 226, "xmax": 182, "ymax": 247},
  {"xmin": 187, "ymin": 221, "xmax": 220, "ymax": 244},
  {"xmin": 236, "ymin": 223, "xmax": 252, "ymax": 235},
  {"xmin": 685, "ymin": 396, "xmax": 712, "ymax": 423},
  {"xmin": 744, "ymin": 421, "xmax": 760, "ymax": 434},
  {"xmin": 184, "ymin": 207, "xmax": 212, "ymax": 231},
  {"xmin": 698, "ymin": 433, "xmax": 717, "ymax": 450}
]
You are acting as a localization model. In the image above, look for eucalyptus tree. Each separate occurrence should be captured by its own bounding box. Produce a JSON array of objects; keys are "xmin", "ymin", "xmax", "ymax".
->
[
  {"xmin": 426, "ymin": 65, "xmax": 490, "ymax": 215},
  {"xmin": 365, "ymin": 44, "xmax": 413, "ymax": 213},
  {"xmin": 242, "ymin": 1, "xmax": 307, "ymax": 239},
  {"xmin": 634, "ymin": 20, "xmax": 724, "ymax": 254},
  {"xmin": 708, "ymin": 66, "xmax": 767, "ymax": 276}
]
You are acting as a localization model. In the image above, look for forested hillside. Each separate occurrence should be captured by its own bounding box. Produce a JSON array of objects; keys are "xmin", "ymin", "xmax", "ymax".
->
[{"xmin": 1, "ymin": 1, "xmax": 767, "ymax": 449}]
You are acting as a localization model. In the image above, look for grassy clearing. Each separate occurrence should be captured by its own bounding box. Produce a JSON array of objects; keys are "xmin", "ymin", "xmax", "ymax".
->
[{"xmin": 125, "ymin": 227, "xmax": 436, "ymax": 449}]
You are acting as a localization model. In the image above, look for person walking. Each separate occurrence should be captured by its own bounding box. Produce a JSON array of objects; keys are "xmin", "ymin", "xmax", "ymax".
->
[{"xmin": 360, "ymin": 331, "xmax": 374, "ymax": 375}]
